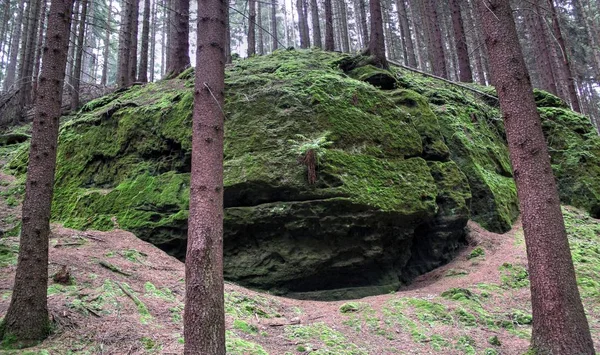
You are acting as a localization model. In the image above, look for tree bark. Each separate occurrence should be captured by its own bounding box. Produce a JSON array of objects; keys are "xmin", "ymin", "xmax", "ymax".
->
[
  {"xmin": 101, "ymin": 0, "xmax": 112, "ymax": 86},
  {"xmin": 128, "ymin": 0, "xmax": 139, "ymax": 83},
  {"xmin": 0, "ymin": 0, "xmax": 11, "ymax": 64},
  {"xmin": 71, "ymin": 0, "xmax": 88, "ymax": 110},
  {"xmin": 337, "ymin": 0, "xmax": 349, "ymax": 52},
  {"xmin": 309, "ymin": 0, "xmax": 321, "ymax": 48},
  {"xmin": 18, "ymin": 0, "xmax": 42, "ymax": 107},
  {"xmin": 367, "ymin": 0, "xmax": 387, "ymax": 68},
  {"xmin": 138, "ymin": 0, "xmax": 151, "ymax": 82},
  {"xmin": 2, "ymin": 0, "xmax": 24, "ymax": 91},
  {"xmin": 477, "ymin": 0, "xmax": 596, "ymax": 354},
  {"xmin": 526, "ymin": 0, "xmax": 557, "ymax": 95},
  {"xmin": 0, "ymin": 0, "xmax": 73, "ymax": 344},
  {"xmin": 225, "ymin": 4, "xmax": 231, "ymax": 63},
  {"xmin": 357, "ymin": 0, "xmax": 368, "ymax": 49},
  {"xmin": 449, "ymin": 0, "xmax": 472, "ymax": 82},
  {"xmin": 271, "ymin": 0, "xmax": 278, "ymax": 50},
  {"xmin": 166, "ymin": 0, "xmax": 189, "ymax": 76},
  {"xmin": 248, "ymin": 0, "xmax": 256, "ymax": 56},
  {"xmin": 423, "ymin": 0, "xmax": 447, "ymax": 78},
  {"xmin": 117, "ymin": 0, "xmax": 132, "ymax": 87},
  {"xmin": 396, "ymin": 0, "xmax": 416, "ymax": 67},
  {"xmin": 297, "ymin": 0, "xmax": 308, "ymax": 47},
  {"xmin": 546, "ymin": 0, "xmax": 580, "ymax": 112},
  {"xmin": 150, "ymin": 0, "xmax": 156, "ymax": 81},
  {"xmin": 257, "ymin": 0, "xmax": 264, "ymax": 54},
  {"xmin": 324, "ymin": 0, "xmax": 334, "ymax": 50},
  {"xmin": 183, "ymin": 0, "xmax": 226, "ymax": 351}
]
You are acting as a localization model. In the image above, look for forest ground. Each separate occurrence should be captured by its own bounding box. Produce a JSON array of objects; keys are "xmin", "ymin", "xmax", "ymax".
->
[{"xmin": 0, "ymin": 162, "xmax": 600, "ymax": 355}]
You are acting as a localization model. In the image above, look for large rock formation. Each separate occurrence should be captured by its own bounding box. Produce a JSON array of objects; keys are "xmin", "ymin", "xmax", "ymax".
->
[{"xmin": 7, "ymin": 50, "xmax": 600, "ymax": 299}]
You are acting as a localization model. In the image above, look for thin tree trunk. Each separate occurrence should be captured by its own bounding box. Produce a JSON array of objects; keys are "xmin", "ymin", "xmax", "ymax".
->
[
  {"xmin": 0, "ymin": 0, "xmax": 11, "ymax": 60},
  {"xmin": 2, "ymin": 0, "xmax": 24, "ymax": 91},
  {"xmin": 166, "ymin": 0, "xmax": 189, "ymax": 75},
  {"xmin": 162, "ymin": 0, "xmax": 169, "ymax": 74},
  {"xmin": 101, "ymin": 0, "xmax": 112, "ymax": 85},
  {"xmin": 324, "ymin": 0, "xmax": 334, "ymax": 50},
  {"xmin": 477, "ymin": 0, "xmax": 596, "ymax": 353},
  {"xmin": 257, "ymin": 0, "xmax": 264, "ymax": 54},
  {"xmin": 337, "ymin": 0, "xmax": 349, "ymax": 52},
  {"xmin": 358, "ymin": 0, "xmax": 368, "ymax": 49},
  {"xmin": 138, "ymin": 0, "xmax": 150, "ymax": 82},
  {"xmin": 183, "ymin": 0, "xmax": 226, "ymax": 350},
  {"xmin": 19, "ymin": 0, "xmax": 42, "ymax": 107},
  {"xmin": 527, "ymin": 0, "xmax": 557, "ymax": 94},
  {"xmin": 310, "ymin": 0, "xmax": 322, "ymax": 48},
  {"xmin": 128, "ymin": 0, "xmax": 139, "ymax": 83},
  {"xmin": 450, "ymin": 0, "xmax": 472, "ymax": 82},
  {"xmin": 297, "ymin": 0, "xmax": 308, "ymax": 47},
  {"xmin": 149, "ymin": 0, "xmax": 156, "ymax": 81},
  {"xmin": 546, "ymin": 0, "xmax": 580, "ymax": 112},
  {"xmin": 423, "ymin": 0, "xmax": 446, "ymax": 78},
  {"xmin": 71, "ymin": 0, "xmax": 88, "ymax": 110},
  {"xmin": 248, "ymin": 0, "xmax": 256, "ymax": 56},
  {"xmin": 225, "ymin": 4, "xmax": 231, "ymax": 63},
  {"xmin": 367, "ymin": 0, "xmax": 386, "ymax": 67},
  {"xmin": 271, "ymin": 0, "xmax": 278, "ymax": 50},
  {"xmin": 396, "ymin": 0, "xmax": 416, "ymax": 67},
  {"xmin": 0, "ymin": 0, "xmax": 73, "ymax": 343},
  {"xmin": 117, "ymin": 0, "xmax": 132, "ymax": 87}
]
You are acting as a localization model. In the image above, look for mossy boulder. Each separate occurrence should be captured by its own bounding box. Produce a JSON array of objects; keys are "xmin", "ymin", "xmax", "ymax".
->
[{"xmin": 6, "ymin": 50, "xmax": 600, "ymax": 299}]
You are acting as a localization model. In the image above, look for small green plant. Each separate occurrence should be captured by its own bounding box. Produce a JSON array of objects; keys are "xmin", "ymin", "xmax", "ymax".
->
[
  {"xmin": 440, "ymin": 288, "xmax": 474, "ymax": 301},
  {"xmin": 499, "ymin": 263, "xmax": 529, "ymax": 288},
  {"xmin": 233, "ymin": 319, "xmax": 258, "ymax": 334},
  {"xmin": 467, "ymin": 247, "xmax": 485, "ymax": 259},
  {"xmin": 339, "ymin": 302, "xmax": 362, "ymax": 313},
  {"xmin": 288, "ymin": 132, "xmax": 333, "ymax": 185},
  {"xmin": 488, "ymin": 335, "xmax": 501, "ymax": 346}
]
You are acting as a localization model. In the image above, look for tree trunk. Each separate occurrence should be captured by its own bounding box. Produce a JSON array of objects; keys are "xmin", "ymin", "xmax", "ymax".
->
[
  {"xmin": 546, "ymin": 0, "xmax": 580, "ymax": 112},
  {"xmin": 183, "ymin": 0, "xmax": 226, "ymax": 351},
  {"xmin": 324, "ymin": 0, "xmax": 334, "ymax": 50},
  {"xmin": 358, "ymin": 0, "xmax": 368, "ymax": 49},
  {"xmin": 526, "ymin": 0, "xmax": 557, "ymax": 95},
  {"xmin": 2, "ymin": 0, "xmax": 24, "ymax": 91},
  {"xmin": 166, "ymin": 0, "xmax": 189, "ymax": 76},
  {"xmin": 71, "ymin": 0, "xmax": 88, "ymax": 110},
  {"xmin": 257, "ymin": 0, "xmax": 264, "ymax": 54},
  {"xmin": 367, "ymin": 0, "xmax": 387, "ymax": 68},
  {"xmin": 128, "ymin": 0, "xmax": 139, "ymax": 83},
  {"xmin": 337, "ymin": 0, "xmax": 349, "ymax": 52},
  {"xmin": 0, "ymin": 0, "xmax": 11, "ymax": 63},
  {"xmin": 225, "ymin": 5, "xmax": 231, "ymax": 63},
  {"xmin": 310, "ymin": 0, "xmax": 321, "ymax": 48},
  {"xmin": 138, "ymin": 0, "xmax": 150, "ymax": 82},
  {"xmin": 101, "ymin": 0, "xmax": 112, "ymax": 86},
  {"xmin": 449, "ymin": 0, "xmax": 472, "ymax": 82},
  {"xmin": 271, "ymin": 0, "xmax": 278, "ymax": 50},
  {"xmin": 162, "ymin": 0, "xmax": 169, "ymax": 74},
  {"xmin": 297, "ymin": 0, "xmax": 308, "ymax": 47},
  {"xmin": 248, "ymin": 0, "xmax": 256, "ymax": 56},
  {"xmin": 149, "ymin": 0, "xmax": 156, "ymax": 81},
  {"xmin": 423, "ymin": 0, "xmax": 447, "ymax": 78},
  {"xmin": 18, "ymin": 0, "xmax": 42, "ymax": 107},
  {"xmin": 396, "ymin": 0, "xmax": 416, "ymax": 67},
  {"xmin": 477, "ymin": 0, "xmax": 596, "ymax": 354},
  {"xmin": 117, "ymin": 0, "xmax": 132, "ymax": 87},
  {"xmin": 0, "ymin": 0, "xmax": 73, "ymax": 344}
]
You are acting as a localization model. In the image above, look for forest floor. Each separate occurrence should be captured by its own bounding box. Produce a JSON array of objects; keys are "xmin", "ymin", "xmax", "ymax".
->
[{"xmin": 0, "ymin": 164, "xmax": 600, "ymax": 355}]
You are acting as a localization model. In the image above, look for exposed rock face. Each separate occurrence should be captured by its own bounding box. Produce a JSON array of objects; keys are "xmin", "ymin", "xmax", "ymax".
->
[{"xmin": 7, "ymin": 50, "xmax": 600, "ymax": 299}]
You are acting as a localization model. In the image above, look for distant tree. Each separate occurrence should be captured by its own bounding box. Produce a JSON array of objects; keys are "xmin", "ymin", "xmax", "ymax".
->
[
  {"xmin": 128, "ymin": 0, "xmax": 139, "ymax": 83},
  {"xmin": 271, "ymin": 0, "xmax": 278, "ymax": 50},
  {"xmin": 183, "ymin": 0, "xmax": 226, "ymax": 351},
  {"xmin": 149, "ymin": 0, "xmax": 157, "ymax": 81},
  {"xmin": 366, "ymin": 0, "xmax": 387, "ymax": 68},
  {"xmin": 101, "ymin": 0, "xmax": 112, "ymax": 86},
  {"xmin": 324, "ymin": 0, "xmax": 334, "ymax": 50},
  {"xmin": 166, "ymin": 0, "xmax": 190, "ymax": 76},
  {"xmin": 477, "ymin": 0, "xmax": 595, "ymax": 354},
  {"xmin": 0, "ymin": 0, "xmax": 73, "ymax": 344},
  {"xmin": 257, "ymin": 0, "xmax": 264, "ymax": 54},
  {"xmin": 396, "ymin": 0, "xmax": 416, "ymax": 67},
  {"xmin": 525, "ymin": 0, "xmax": 557, "ymax": 95},
  {"xmin": 248, "ymin": 0, "xmax": 256, "ymax": 56},
  {"xmin": 423, "ymin": 0, "xmax": 447, "ymax": 78},
  {"xmin": 449, "ymin": 0, "xmax": 472, "ymax": 82},
  {"xmin": 138, "ymin": 0, "xmax": 151, "ymax": 82},
  {"xmin": 357, "ymin": 0, "xmax": 368, "ymax": 48},
  {"xmin": 336, "ymin": 0, "xmax": 349, "ymax": 52},
  {"xmin": 18, "ymin": 0, "xmax": 42, "ymax": 107},
  {"xmin": 117, "ymin": 0, "xmax": 133, "ymax": 87},
  {"xmin": 71, "ymin": 0, "xmax": 89, "ymax": 109},
  {"xmin": 310, "ymin": 0, "xmax": 322, "ymax": 48},
  {"xmin": 297, "ymin": 0, "xmax": 310, "ymax": 48}
]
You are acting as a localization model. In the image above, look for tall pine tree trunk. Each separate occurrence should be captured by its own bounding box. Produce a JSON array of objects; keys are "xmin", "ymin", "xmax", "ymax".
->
[
  {"xmin": 324, "ymin": 0, "xmax": 334, "ymax": 50},
  {"xmin": 101, "ymin": 0, "xmax": 112, "ymax": 85},
  {"xmin": 72, "ymin": 0, "xmax": 88, "ymax": 110},
  {"xmin": 183, "ymin": 0, "xmax": 226, "ymax": 351},
  {"xmin": 138, "ymin": 0, "xmax": 151, "ymax": 82},
  {"xmin": 358, "ymin": 0, "xmax": 368, "ymax": 49},
  {"xmin": 310, "ymin": 0, "xmax": 322, "ymax": 48},
  {"xmin": 149, "ymin": 0, "xmax": 156, "ymax": 81},
  {"xmin": 297, "ymin": 0, "xmax": 309, "ymax": 47},
  {"xmin": 450, "ymin": 0, "xmax": 472, "ymax": 82},
  {"xmin": 128, "ymin": 0, "xmax": 139, "ymax": 83},
  {"xmin": 18, "ymin": 0, "xmax": 42, "ymax": 107},
  {"xmin": 0, "ymin": 0, "xmax": 73, "ymax": 343},
  {"xmin": 367, "ymin": 0, "xmax": 386, "ymax": 68},
  {"xmin": 248, "ymin": 0, "xmax": 256, "ymax": 56},
  {"xmin": 423, "ymin": 0, "xmax": 447, "ymax": 78},
  {"xmin": 271, "ymin": 0, "xmax": 278, "ymax": 50},
  {"xmin": 2, "ymin": 0, "xmax": 24, "ymax": 91},
  {"xmin": 477, "ymin": 0, "xmax": 595, "ymax": 353},
  {"xmin": 396, "ymin": 0, "xmax": 416, "ymax": 67},
  {"xmin": 257, "ymin": 0, "xmax": 264, "ymax": 54},
  {"xmin": 117, "ymin": 0, "xmax": 132, "ymax": 87},
  {"xmin": 337, "ymin": 0, "xmax": 349, "ymax": 52},
  {"xmin": 166, "ymin": 0, "xmax": 189, "ymax": 76},
  {"xmin": 527, "ymin": 0, "xmax": 557, "ymax": 95}
]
